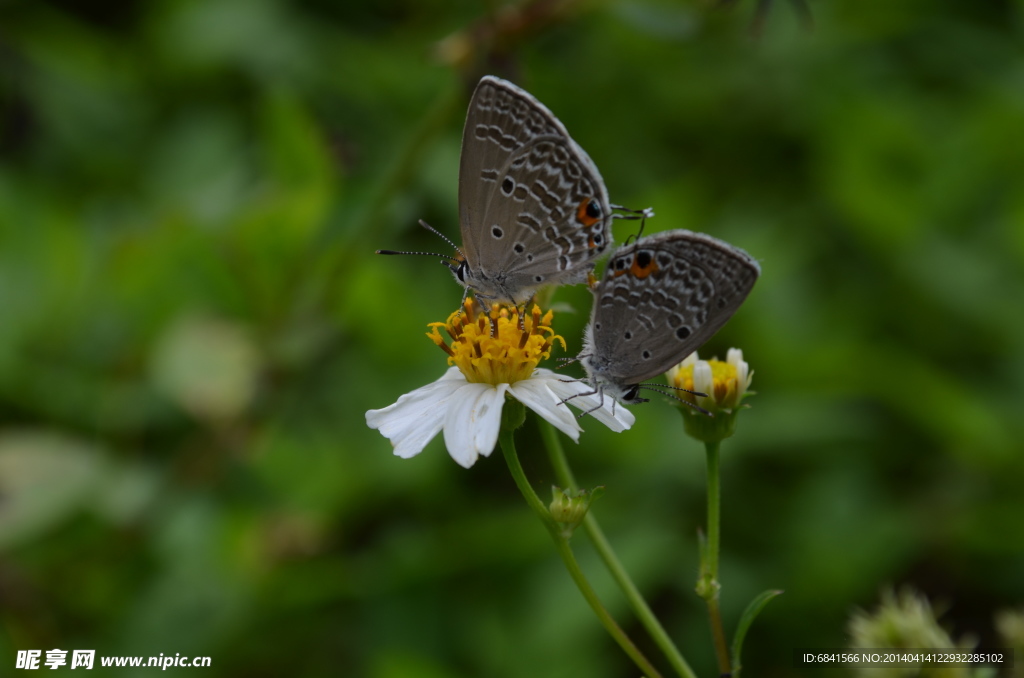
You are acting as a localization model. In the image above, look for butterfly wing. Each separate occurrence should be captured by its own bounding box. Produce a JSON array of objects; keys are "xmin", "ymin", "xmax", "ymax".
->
[
  {"xmin": 588, "ymin": 230, "xmax": 761, "ymax": 386},
  {"xmin": 458, "ymin": 76, "xmax": 612, "ymax": 302}
]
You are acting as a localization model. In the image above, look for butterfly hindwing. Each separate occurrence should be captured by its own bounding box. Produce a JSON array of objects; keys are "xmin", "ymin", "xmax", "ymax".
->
[
  {"xmin": 457, "ymin": 76, "xmax": 613, "ymax": 303},
  {"xmin": 586, "ymin": 230, "xmax": 760, "ymax": 388}
]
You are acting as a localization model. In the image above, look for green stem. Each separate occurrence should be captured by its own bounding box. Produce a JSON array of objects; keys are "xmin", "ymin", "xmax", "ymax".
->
[
  {"xmin": 499, "ymin": 428, "xmax": 663, "ymax": 678},
  {"xmin": 705, "ymin": 442, "xmax": 721, "ymax": 581},
  {"xmin": 538, "ymin": 420, "xmax": 697, "ymax": 678},
  {"xmin": 298, "ymin": 84, "xmax": 462, "ymax": 319},
  {"xmin": 702, "ymin": 441, "xmax": 731, "ymax": 677}
]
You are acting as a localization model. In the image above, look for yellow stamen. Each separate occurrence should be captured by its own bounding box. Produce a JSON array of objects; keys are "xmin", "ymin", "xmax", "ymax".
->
[{"xmin": 426, "ymin": 298, "xmax": 566, "ymax": 385}]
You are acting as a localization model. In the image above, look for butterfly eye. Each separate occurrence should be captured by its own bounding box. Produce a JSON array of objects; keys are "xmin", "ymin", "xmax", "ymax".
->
[
  {"xmin": 624, "ymin": 385, "xmax": 640, "ymax": 401},
  {"xmin": 576, "ymin": 198, "xmax": 602, "ymax": 226}
]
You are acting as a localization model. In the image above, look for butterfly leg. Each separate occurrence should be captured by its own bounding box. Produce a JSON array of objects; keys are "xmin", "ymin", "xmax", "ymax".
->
[
  {"xmin": 517, "ymin": 293, "xmax": 536, "ymax": 331},
  {"xmin": 575, "ymin": 388, "xmax": 608, "ymax": 420},
  {"xmin": 557, "ymin": 385, "xmax": 611, "ymax": 420},
  {"xmin": 611, "ymin": 204, "xmax": 656, "ymax": 220},
  {"xmin": 557, "ymin": 386, "xmax": 597, "ymax": 406},
  {"xmin": 618, "ymin": 208, "xmax": 652, "ymax": 248},
  {"xmin": 455, "ymin": 287, "xmax": 470, "ymax": 322}
]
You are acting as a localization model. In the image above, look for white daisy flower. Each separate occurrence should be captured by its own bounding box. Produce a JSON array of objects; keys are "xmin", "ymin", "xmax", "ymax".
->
[{"xmin": 366, "ymin": 299, "xmax": 634, "ymax": 468}]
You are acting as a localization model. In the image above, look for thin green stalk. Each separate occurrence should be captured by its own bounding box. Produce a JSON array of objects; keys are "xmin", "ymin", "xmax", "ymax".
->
[
  {"xmin": 702, "ymin": 441, "xmax": 730, "ymax": 676},
  {"xmin": 499, "ymin": 428, "xmax": 663, "ymax": 678},
  {"xmin": 538, "ymin": 419, "xmax": 697, "ymax": 678},
  {"xmin": 297, "ymin": 84, "xmax": 462, "ymax": 319},
  {"xmin": 704, "ymin": 442, "xmax": 721, "ymax": 580},
  {"xmin": 707, "ymin": 597, "xmax": 729, "ymax": 676}
]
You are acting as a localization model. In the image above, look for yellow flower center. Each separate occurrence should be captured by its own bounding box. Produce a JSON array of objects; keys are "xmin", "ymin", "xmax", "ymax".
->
[
  {"xmin": 669, "ymin": 359, "xmax": 742, "ymax": 409},
  {"xmin": 427, "ymin": 298, "xmax": 566, "ymax": 385}
]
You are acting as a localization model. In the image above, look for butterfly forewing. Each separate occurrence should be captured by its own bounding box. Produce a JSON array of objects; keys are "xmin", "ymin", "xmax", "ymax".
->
[{"xmin": 589, "ymin": 230, "xmax": 760, "ymax": 385}]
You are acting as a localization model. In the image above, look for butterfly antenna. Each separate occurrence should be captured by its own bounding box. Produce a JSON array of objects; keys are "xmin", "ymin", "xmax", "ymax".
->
[
  {"xmin": 638, "ymin": 385, "xmax": 712, "ymax": 416},
  {"xmin": 658, "ymin": 383, "xmax": 709, "ymax": 398},
  {"xmin": 418, "ymin": 219, "xmax": 466, "ymax": 259},
  {"xmin": 376, "ymin": 249, "xmax": 456, "ymax": 261}
]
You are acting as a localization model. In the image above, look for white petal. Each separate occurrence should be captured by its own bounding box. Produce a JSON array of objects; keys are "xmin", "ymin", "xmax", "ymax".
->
[
  {"xmin": 439, "ymin": 365, "xmax": 472, "ymax": 382},
  {"xmin": 729, "ymin": 353, "xmax": 750, "ymax": 405},
  {"xmin": 442, "ymin": 383, "xmax": 508, "ymax": 468},
  {"xmin": 365, "ymin": 367, "xmax": 467, "ymax": 459},
  {"xmin": 693, "ymin": 360, "xmax": 713, "ymax": 394},
  {"xmin": 735, "ymin": 360, "xmax": 749, "ymax": 392},
  {"xmin": 508, "ymin": 372, "xmax": 582, "ymax": 442},
  {"xmin": 542, "ymin": 371, "xmax": 635, "ymax": 433},
  {"xmin": 692, "ymin": 360, "xmax": 714, "ymax": 408},
  {"xmin": 667, "ymin": 351, "xmax": 698, "ymax": 383},
  {"xmin": 472, "ymin": 384, "xmax": 509, "ymax": 459}
]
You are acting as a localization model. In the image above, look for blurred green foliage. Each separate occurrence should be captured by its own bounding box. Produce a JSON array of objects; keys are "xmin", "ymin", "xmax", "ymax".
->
[{"xmin": 2, "ymin": 0, "xmax": 1023, "ymax": 676}]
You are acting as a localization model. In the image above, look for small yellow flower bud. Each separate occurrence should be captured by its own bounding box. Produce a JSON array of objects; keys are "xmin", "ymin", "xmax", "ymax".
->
[{"xmin": 666, "ymin": 349, "xmax": 755, "ymax": 442}]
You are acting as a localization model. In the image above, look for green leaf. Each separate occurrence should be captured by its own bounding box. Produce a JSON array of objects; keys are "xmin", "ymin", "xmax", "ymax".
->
[{"xmin": 731, "ymin": 589, "xmax": 784, "ymax": 677}]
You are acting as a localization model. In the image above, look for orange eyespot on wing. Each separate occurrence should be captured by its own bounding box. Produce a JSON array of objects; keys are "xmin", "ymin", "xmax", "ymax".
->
[
  {"xmin": 609, "ymin": 251, "xmax": 658, "ymax": 279},
  {"xmin": 576, "ymin": 198, "xmax": 602, "ymax": 227},
  {"xmin": 611, "ymin": 254, "xmax": 630, "ymax": 277},
  {"xmin": 629, "ymin": 250, "xmax": 659, "ymax": 279}
]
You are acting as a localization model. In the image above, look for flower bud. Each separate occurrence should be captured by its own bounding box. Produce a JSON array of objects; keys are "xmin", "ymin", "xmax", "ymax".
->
[
  {"xmin": 549, "ymin": 486, "xmax": 604, "ymax": 538},
  {"xmin": 848, "ymin": 588, "xmax": 975, "ymax": 678},
  {"xmin": 665, "ymin": 349, "xmax": 755, "ymax": 443}
]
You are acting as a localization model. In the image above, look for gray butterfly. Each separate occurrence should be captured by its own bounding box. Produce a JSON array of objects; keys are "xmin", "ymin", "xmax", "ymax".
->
[
  {"xmin": 577, "ymin": 229, "xmax": 760, "ymax": 407},
  {"xmin": 381, "ymin": 76, "xmax": 642, "ymax": 305}
]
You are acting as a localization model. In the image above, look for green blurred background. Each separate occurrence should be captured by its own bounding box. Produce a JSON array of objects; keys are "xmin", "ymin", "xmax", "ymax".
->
[{"xmin": 2, "ymin": 0, "xmax": 1023, "ymax": 676}]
